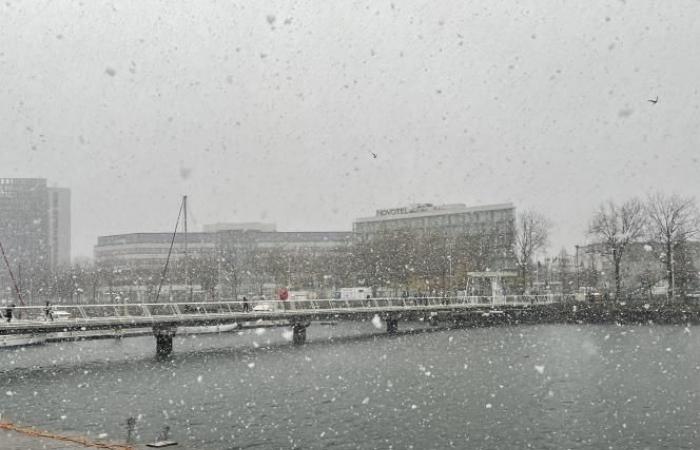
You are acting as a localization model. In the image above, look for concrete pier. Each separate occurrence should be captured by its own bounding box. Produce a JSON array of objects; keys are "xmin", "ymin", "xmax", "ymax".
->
[
  {"xmin": 153, "ymin": 326, "xmax": 177, "ymax": 357},
  {"xmin": 292, "ymin": 323, "xmax": 308, "ymax": 345}
]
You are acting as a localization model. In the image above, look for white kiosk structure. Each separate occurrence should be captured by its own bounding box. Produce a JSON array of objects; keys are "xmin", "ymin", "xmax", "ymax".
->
[{"xmin": 465, "ymin": 271, "xmax": 518, "ymax": 305}]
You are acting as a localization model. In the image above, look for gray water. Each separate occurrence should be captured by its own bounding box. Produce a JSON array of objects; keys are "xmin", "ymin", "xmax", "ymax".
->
[{"xmin": 1, "ymin": 322, "xmax": 699, "ymax": 449}]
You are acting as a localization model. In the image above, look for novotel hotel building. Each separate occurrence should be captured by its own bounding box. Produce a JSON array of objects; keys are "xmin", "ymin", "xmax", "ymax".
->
[{"xmin": 352, "ymin": 202, "xmax": 516, "ymax": 238}]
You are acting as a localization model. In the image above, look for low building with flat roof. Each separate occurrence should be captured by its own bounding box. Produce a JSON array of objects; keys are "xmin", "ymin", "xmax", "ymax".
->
[
  {"xmin": 94, "ymin": 229, "xmax": 354, "ymax": 300},
  {"xmin": 203, "ymin": 222, "xmax": 276, "ymax": 232},
  {"xmin": 352, "ymin": 203, "xmax": 518, "ymax": 289},
  {"xmin": 353, "ymin": 202, "xmax": 516, "ymax": 237}
]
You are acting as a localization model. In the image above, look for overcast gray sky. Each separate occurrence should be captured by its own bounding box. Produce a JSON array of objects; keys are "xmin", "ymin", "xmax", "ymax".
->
[{"xmin": 2, "ymin": 0, "xmax": 700, "ymax": 259}]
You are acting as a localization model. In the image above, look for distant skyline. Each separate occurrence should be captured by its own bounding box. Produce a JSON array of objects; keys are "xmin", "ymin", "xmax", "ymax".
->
[{"xmin": 3, "ymin": 0, "xmax": 700, "ymax": 259}]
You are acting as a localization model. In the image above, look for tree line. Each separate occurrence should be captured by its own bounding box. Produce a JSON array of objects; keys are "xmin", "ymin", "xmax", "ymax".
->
[{"xmin": 588, "ymin": 192, "xmax": 700, "ymax": 301}]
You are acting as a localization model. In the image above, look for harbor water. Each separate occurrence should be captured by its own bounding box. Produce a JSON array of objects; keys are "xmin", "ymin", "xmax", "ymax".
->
[{"xmin": 1, "ymin": 322, "xmax": 699, "ymax": 449}]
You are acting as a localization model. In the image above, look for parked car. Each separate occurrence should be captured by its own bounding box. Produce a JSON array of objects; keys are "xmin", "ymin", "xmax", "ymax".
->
[{"xmin": 252, "ymin": 303, "xmax": 273, "ymax": 312}]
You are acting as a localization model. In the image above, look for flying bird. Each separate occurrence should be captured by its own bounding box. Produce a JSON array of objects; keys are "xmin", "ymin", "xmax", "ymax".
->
[
  {"xmin": 370, "ymin": 152, "xmax": 377, "ymax": 159},
  {"xmin": 648, "ymin": 96, "xmax": 658, "ymax": 104}
]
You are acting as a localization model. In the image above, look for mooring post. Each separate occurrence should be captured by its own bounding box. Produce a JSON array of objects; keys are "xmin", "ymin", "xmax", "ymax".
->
[
  {"xmin": 386, "ymin": 317, "xmax": 399, "ymax": 334},
  {"xmin": 153, "ymin": 325, "xmax": 177, "ymax": 357},
  {"xmin": 292, "ymin": 323, "xmax": 308, "ymax": 345}
]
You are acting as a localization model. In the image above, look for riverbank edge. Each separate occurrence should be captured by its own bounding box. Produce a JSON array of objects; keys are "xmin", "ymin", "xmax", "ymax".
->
[
  {"xmin": 0, "ymin": 420, "xmax": 136, "ymax": 450},
  {"xmin": 430, "ymin": 302, "xmax": 700, "ymax": 327}
]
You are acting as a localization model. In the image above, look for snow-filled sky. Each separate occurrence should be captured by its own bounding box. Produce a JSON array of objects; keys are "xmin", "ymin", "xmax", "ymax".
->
[{"xmin": 2, "ymin": 0, "xmax": 700, "ymax": 259}]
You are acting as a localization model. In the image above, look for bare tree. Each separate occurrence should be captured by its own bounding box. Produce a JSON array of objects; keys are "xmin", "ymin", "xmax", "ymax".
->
[
  {"xmin": 646, "ymin": 192, "xmax": 700, "ymax": 301},
  {"xmin": 514, "ymin": 210, "xmax": 552, "ymax": 292},
  {"xmin": 588, "ymin": 198, "xmax": 646, "ymax": 300}
]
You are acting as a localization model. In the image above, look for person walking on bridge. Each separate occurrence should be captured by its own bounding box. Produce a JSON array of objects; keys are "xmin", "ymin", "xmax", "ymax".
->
[
  {"xmin": 5, "ymin": 303, "xmax": 14, "ymax": 322},
  {"xmin": 242, "ymin": 296, "xmax": 250, "ymax": 313},
  {"xmin": 44, "ymin": 301, "xmax": 54, "ymax": 321}
]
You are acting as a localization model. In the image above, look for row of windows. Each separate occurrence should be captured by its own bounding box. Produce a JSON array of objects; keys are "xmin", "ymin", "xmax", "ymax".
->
[{"xmin": 356, "ymin": 209, "xmax": 514, "ymax": 231}]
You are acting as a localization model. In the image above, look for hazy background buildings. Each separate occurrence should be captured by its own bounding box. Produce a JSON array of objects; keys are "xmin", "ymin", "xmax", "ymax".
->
[{"xmin": 2, "ymin": 176, "xmax": 699, "ymax": 303}]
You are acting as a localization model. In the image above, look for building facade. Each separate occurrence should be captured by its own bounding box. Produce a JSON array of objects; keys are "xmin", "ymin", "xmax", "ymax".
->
[
  {"xmin": 578, "ymin": 241, "xmax": 700, "ymax": 298},
  {"xmin": 0, "ymin": 179, "xmax": 49, "ymax": 277},
  {"xmin": 350, "ymin": 203, "xmax": 517, "ymax": 294},
  {"xmin": 0, "ymin": 178, "xmax": 71, "ymax": 302},
  {"xmin": 94, "ymin": 228, "xmax": 354, "ymax": 300},
  {"xmin": 48, "ymin": 187, "xmax": 71, "ymax": 268},
  {"xmin": 354, "ymin": 202, "xmax": 515, "ymax": 236},
  {"xmin": 202, "ymin": 222, "xmax": 276, "ymax": 232}
]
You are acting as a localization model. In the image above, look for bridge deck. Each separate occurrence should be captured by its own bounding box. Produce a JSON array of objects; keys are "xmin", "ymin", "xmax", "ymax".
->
[{"xmin": 0, "ymin": 295, "xmax": 565, "ymax": 336}]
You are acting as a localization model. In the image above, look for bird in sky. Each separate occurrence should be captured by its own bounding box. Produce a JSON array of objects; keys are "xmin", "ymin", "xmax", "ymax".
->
[
  {"xmin": 370, "ymin": 152, "xmax": 377, "ymax": 159},
  {"xmin": 648, "ymin": 96, "xmax": 659, "ymax": 104}
]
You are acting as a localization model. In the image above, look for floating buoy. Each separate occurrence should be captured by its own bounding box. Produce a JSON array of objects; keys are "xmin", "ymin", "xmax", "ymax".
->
[{"xmin": 146, "ymin": 440, "xmax": 178, "ymax": 448}]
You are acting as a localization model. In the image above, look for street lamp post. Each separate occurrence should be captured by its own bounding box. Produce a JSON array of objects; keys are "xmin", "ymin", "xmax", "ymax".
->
[{"xmin": 575, "ymin": 245, "xmax": 580, "ymax": 291}]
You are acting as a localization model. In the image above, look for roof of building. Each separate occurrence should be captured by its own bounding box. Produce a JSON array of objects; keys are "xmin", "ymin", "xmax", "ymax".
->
[
  {"xmin": 96, "ymin": 230, "xmax": 354, "ymax": 246},
  {"xmin": 354, "ymin": 202, "xmax": 515, "ymax": 224}
]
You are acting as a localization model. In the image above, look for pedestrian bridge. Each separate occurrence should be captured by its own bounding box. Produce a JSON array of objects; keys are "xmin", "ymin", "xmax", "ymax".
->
[{"xmin": 0, "ymin": 295, "xmax": 568, "ymax": 355}]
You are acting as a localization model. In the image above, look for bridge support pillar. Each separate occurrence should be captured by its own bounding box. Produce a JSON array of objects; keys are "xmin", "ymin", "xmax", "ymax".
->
[
  {"xmin": 386, "ymin": 318, "xmax": 399, "ymax": 334},
  {"xmin": 292, "ymin": 323, "xmax": 308, "ymax": 345},
  {"xmin": 153, "ymin": 326, "xmax": 177, "ymax": 357}
]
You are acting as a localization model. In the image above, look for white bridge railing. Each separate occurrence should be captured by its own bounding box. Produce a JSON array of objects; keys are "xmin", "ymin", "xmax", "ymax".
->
[{"xmin": 0, "ymin": 295, "xmax": 572, "ymax": 326}]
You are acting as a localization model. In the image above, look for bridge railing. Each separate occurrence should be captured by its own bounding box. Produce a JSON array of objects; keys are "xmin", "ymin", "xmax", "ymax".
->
[{"xmin": 0, "ymin": 294, "xmax": 568, "ymax": 326}]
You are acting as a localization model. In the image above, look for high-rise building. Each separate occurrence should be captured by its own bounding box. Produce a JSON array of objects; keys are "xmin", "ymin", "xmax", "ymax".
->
[
  {"xmin": 0, "ymin": 178, "xmax": 71, "ymax": 288},
  {"xmin": 48, "ymin": 187, "xmax": 71, "ymax": 268},
  {"xmin": 0, "ymin": 178, "xmax": 50, "ymax": 278}
]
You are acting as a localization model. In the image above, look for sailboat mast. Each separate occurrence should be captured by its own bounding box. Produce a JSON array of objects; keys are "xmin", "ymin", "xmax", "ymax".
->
[{"xmin": 183, "ymin": 195, "xmax": 192, "ymax": 301}]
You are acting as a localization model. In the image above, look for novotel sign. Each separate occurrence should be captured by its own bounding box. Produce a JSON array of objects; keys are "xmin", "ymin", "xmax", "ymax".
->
[
  {"xmin": 376, "ymin": 207, "xmax": 409, "ymax": 216},
  {"xmin": 376, "ymin": 203, "xmax": 436, "ymax": 216}
]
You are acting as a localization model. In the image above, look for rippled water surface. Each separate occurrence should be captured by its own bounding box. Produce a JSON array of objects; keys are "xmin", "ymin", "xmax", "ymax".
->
[{"xmin": 1, "ymin": 322, "xmax": 699, "ymax": 449}]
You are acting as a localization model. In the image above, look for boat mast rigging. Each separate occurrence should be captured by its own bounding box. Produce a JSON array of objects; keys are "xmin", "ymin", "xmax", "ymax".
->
[
  {"xmin": 0, "ymin": 238, "xmax": 25, "ymax": 306},
  {"xmin": 154, "ymin": 198, "xmax": 184, "ymax": 303}
]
